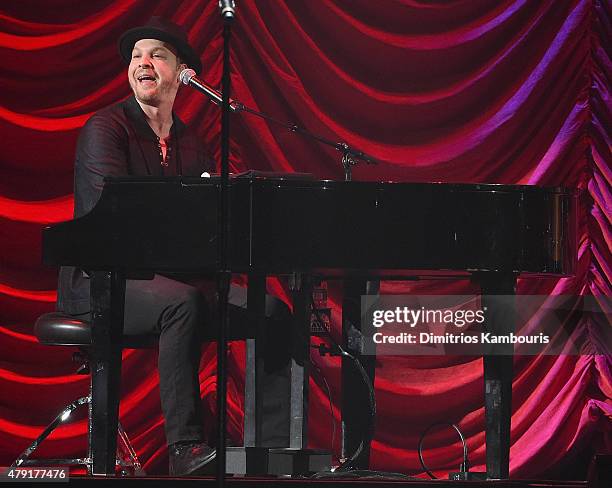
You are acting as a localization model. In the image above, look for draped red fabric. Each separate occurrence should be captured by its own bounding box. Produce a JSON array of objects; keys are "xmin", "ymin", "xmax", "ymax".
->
[{"xmin": 0, "ymin": 0, "xmax": 609, "ymax": 477}]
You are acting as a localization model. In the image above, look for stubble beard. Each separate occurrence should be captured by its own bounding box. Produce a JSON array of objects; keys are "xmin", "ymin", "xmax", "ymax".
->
[{"xmin": 132, "ymin": 81, "xmax": 176, "ymax": 107}]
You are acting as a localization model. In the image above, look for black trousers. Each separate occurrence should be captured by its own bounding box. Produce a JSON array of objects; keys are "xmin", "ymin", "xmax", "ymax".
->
[{"xmin": 117, "ymin": 274, "xmax": 291, "ymax": 446}]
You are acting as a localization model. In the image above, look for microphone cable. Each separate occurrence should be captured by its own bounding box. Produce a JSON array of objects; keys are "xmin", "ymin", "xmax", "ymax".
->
[
  {"xmin": 308, "ymin": 295, "xmax": 377, "ymax": 474},
  {"xmin": 417, "ymin": 422, "xmax": 469, "ymax": 479}
]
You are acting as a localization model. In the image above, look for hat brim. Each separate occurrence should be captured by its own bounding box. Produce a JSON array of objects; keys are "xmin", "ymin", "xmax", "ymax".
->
[{"xmin": 118, "ymin": 26, "xmax": 202, "ymax": 74}]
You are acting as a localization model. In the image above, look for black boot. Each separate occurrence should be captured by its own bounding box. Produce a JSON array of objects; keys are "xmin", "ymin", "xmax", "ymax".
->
[{"xmin": 168, "ymin": 442, "xmax": 216, "ymax": 476}]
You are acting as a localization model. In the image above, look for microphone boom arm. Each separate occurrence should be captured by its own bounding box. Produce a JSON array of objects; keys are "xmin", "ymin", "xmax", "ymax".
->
[{"xmin": 180, "ymin": 69, "xmax": 379, "ymax": 181}]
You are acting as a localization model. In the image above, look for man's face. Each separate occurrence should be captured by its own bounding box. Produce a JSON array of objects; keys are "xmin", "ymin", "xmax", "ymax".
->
[{"xmin": 128, "ymin": 38, "xmax": 185, "ymax": 106}]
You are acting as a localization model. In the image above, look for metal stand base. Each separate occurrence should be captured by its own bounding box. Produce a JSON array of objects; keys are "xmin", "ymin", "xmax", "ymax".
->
[
  {"xmin": 226, "ymin": 447, "xmax": 331, "ymax": 476},
  {"xmin": 11, "ymin": 396, "xmax": 144, "ymax": 476}
]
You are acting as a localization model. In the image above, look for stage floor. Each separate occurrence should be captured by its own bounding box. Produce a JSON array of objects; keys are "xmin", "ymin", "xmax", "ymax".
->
[{"xmin": 1, "ymin": 475, "xmax": 589, "ymax": 488}]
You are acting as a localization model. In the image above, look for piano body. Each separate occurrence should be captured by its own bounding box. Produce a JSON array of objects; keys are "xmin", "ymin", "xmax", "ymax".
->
[{"xmin": 42, "ymin": 175, "xmax": 576, "ymax": 477}]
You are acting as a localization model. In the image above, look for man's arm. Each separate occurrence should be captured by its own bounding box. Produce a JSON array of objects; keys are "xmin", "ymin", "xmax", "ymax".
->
[{"xmin": 74, "ymin": 112, "xmax": 128, "ymax": 218}]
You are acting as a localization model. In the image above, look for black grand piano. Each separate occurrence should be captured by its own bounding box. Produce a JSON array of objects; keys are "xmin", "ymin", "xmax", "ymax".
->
[{"xmin": 42, "ymin": 174, "xmax": 576, "ymax": 477}]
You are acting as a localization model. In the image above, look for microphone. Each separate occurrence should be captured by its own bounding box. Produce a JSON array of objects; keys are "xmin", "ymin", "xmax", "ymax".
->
[
  {"xmin": 218, "ymin": 0, "xmax": 236, "ymax": 20},
  {"xmin": 179, "ymin": 68, "xmax": 238, "ymax": 112}
]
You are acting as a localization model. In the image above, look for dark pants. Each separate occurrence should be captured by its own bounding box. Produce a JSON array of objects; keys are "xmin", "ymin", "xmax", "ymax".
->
[{"xmin": 118, "ymin": 274, "xmax": 291, "ymax": 446}]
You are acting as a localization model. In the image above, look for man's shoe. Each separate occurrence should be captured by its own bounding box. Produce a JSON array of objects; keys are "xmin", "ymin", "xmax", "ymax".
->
[{"xmin": 169, "ymin": 442, "xmax": 216, "ymax": 476}]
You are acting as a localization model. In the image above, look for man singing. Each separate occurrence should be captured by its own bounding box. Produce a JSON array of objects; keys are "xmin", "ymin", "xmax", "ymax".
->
[{"xmin": 57, "ymin": 17, "xmax": 291, "ymax": 476}]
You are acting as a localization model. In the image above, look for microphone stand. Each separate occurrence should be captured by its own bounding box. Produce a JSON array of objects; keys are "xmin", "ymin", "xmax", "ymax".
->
[
  {"xmin": 230, "ymin": 102, "xmax": 379, "ymax": 181},
  {"xmin": 205, "ymin": 6, "xmax": 375, "ymax": 483},
  {"xmin": 216, "ymin": 3, "xmax": 234, "ymax": 488}
]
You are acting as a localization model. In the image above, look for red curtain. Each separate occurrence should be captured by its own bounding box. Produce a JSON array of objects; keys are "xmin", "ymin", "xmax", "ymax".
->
[{"xmin": 0, "ymin": 0, "xmax": 609, "ymax": 477}]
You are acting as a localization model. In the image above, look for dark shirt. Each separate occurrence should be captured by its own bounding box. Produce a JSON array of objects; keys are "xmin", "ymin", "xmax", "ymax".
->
[{"xmin": 57, "ymin": 96, "xmax": 212, "ymax": 314}]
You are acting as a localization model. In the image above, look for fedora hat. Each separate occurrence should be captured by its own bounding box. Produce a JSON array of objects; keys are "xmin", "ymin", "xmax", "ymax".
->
[{"xmin": 119, "ymin": 17, "xmax": 202, "ymax": 74}]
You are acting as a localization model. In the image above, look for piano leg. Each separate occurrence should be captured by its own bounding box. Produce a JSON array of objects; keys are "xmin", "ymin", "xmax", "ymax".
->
[
  {"xmin": 89, "ymin": 270, "xmax": 126, "ymax": 476},
  {"xmin": 289, "ymin": 274, "xmax": 313, "ymax": 448},
  {"xmin": 341, "ymin": 279, "xmax": 379, "ymax": 469},
  {"xmin": 479, "ymin": 272, "xmax": 517, "ymax": 479},
  {"xmin": 244, "ymin": 273, "xmax": 266, "ymax": 447}
]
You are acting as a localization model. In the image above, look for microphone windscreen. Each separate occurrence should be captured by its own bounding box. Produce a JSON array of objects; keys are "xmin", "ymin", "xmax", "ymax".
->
[{"xmin": 179, "ymin": 68, "xmax": 196, "ymax": 85}]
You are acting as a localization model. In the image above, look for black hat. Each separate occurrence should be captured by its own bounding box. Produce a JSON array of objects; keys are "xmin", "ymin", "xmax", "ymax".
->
[{"xmin": 119, "ymin": 17, "xmax": 202, "ymax": 74}]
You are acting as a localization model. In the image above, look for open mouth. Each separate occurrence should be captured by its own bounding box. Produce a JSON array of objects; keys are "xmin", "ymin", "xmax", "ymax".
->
[{"xmin": 137, "ymin": 74, "xmax": 157, "ymax": 85}]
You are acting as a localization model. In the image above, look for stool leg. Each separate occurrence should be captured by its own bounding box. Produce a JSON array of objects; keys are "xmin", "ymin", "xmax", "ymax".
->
[
  {"xmin": 11, "ymin": 395, "xmax": 144, "ymax": 477},
  {"xmin": 116, "ymin": 423, "xmax": 145, "ymax": 476},
  {"xmin": 11, "ymin": 396, "xmax": 90, "ymax": 468}
]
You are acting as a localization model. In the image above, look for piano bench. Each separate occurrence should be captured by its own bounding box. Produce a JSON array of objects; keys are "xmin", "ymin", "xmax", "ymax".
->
[{"xmin": 10, "ymin": 312, "xmax": 147, "ymax": 476}]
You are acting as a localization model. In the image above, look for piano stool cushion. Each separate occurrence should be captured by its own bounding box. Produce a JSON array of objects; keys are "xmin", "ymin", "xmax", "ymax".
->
[{"xmin": 34, "ymin": 312, "xmax": 158, "ymax": 348}]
